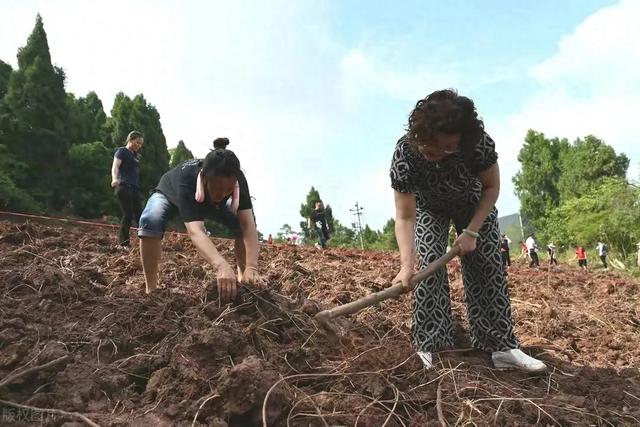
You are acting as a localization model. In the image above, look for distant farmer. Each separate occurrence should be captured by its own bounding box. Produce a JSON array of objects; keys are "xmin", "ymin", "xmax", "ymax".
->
[
  {"xmin": 596, "ymin": 241, "xmax": 608, "ymax": 270},
  {"xmin": 137, "ymin": 138, "xmax": 263, "ymax": 300},
  {"xmin": 267, "ymin": 234, "xmax": 273, "ymax": 245},
  {"xmin": 525, "ymin": 234, "xmax": 540, "ymax": 267},
  {"xmin": 500, "ymin": 234, "xmax": 511, "ymax": 268},
  {"xmin": 390, "ymin": 89, "xmax": 545, "ymax": 372},
  {"xmin": 111, "ymin": 130, "xmax": 144, "ymax": 247},
  {"xmin": 575, "ymin": 245, "xmax": 588, "ymax": 270},
  {"xmin": 547, "ymin": 243, "xmax": 558, "ymax": 266},
  {"xmin": 309, "ymin": 201, "xmax": 330, "ymax": 249},
  {"xmin": 518, "ymin": 240, "xmax": 529, "ymax": 262}
]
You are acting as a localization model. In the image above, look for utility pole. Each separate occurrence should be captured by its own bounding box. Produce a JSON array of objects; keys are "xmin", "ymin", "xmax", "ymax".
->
[{"xmin": 350, "ymin": 202, "xmax": 365, "ymax": 250}]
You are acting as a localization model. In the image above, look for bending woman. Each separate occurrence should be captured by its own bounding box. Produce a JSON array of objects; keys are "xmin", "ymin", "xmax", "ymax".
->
[
  {"xmin": 390, "ymin": 89, "xmax": 546, "ymax": 372},
  {"xmin": 138, "ymin": 139, "xmax": 262, "ymax": 301}
]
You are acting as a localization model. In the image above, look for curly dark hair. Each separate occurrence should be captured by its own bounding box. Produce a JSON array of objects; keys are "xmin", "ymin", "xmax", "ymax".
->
[{"xmin": 407, "ymin": 89, "xmax": 484, "ymax": 158}]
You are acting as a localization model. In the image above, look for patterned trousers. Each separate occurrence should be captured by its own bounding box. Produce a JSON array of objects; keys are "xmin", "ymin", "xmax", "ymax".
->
[{"xmin": 412, "ymin": 207, "xmax": 519, "ymax": 353}]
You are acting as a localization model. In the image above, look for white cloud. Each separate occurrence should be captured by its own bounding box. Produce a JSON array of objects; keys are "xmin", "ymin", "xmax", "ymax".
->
[
  {"xmin": 497, "ymin": 0, "xmax": 640, "ymax": 215},
  {"xmin": 339, "ymin": 49, "xmax": 463, "ymax": 105}
]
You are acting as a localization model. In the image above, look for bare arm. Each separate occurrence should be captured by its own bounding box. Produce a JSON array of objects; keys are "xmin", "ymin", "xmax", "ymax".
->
[
  {"xmin": 184, "ymin": 221, "xmax": 229, "ymax": 268},
  {"xmin": 466, "ymin": 163, "xmax": 500, "ymax": 233},
  {"xmin": 111, "ymin": 157, "xmax": 122, "ymax": 187},
  {"xmin": 238, "ymin": 209, "xmax": 260, "ymax": 269},
  {"xmin": 394, "ymin": 191, "xmax": 417, "ymax": 270}
]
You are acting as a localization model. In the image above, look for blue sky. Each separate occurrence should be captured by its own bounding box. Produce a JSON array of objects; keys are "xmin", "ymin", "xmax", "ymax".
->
[{"xmin": 1, "ymin": 0, "xmax": 638, "ymax": 236}]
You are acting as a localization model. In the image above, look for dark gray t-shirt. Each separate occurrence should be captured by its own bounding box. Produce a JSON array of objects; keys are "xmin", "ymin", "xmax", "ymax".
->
[
  {"xmin": 156, "ymin": 159, "xmax": 252, "ymax": 223},
  {"xmin": 114, "ymin": 147, "xmax": 140, "ymax": 188}
]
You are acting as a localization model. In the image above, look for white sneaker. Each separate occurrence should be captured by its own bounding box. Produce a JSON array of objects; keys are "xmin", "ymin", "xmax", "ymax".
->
[
  {"xmin": 416, "ymin": 351, "xmax": 433, "ymax": 369},
  {"xmin": 492, "ymin": 349, "xmax": 547, "ymax": 372}
]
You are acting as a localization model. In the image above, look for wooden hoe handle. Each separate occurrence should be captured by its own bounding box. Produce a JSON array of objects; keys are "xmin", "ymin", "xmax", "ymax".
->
[{"xmin": 315, "ymin": 246, "xmax": 460, "ymax": 323}]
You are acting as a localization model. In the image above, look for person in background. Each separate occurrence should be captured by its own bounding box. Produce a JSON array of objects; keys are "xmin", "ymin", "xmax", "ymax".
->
[
  {"xmin": 390, "ymin": 89, "xmax": 545, "ymax": 372},
  {"xmin": 517, "ymin": 240, "xmax": 529, "ymax": 262},
  {"xmin": 525, "ymin": 234, "xmax": 540, "ymax": 268},
  {"xmin": 547, "ymin": 243, "xmax": 558, "ymax": 266},
  {"xmin": 500, "ymin": 234, "xmax": 511, "ymax": 268},
  {"xmin": 575, "ymin": 245, "xmax": 588, "ymax": 270},
  {"xmin": 111, "ymin": 130, "xmax": 144, "ymax": 248},
  {"xmin": 267, "ymin": 234, "xmax": 273, "ymax": 245},
  {"xmin": 309, "ymin": 200, "xmax": 330, "ymax": 249},
  {"xmin": 596, "ymin": 241, "xmax": 608, "ymax": 270},
  {"xmin": 137, "ymin": 138, "xmax": 263, "ymax": 299}
]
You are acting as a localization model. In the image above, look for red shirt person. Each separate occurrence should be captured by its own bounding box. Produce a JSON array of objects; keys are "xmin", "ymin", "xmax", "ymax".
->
[{"xmin": 575, "ymin": 246, "xmax": 587, "ymax": 269}]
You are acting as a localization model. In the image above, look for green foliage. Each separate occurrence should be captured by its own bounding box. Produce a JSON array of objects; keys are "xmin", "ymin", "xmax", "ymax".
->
[
  {"xmin": 543, "ymin": 177, "xmax": 640, "ymax": 259},
  {"xmin": 205, "ymin": 219, "xmax": 237, "ymax": 239},
  {"xmin": 0, "ymin": 144, "xmax": 41, "ymax": 212},
  {"xmin": 327, "ymin": 219, "xmax": 357, "ymax": 247},
  {"xmin": 2, "ymin": 14, "xmax": 69, "ymax": 209},
  {"xmin": 276, "ymin": 224, "xmax": 292, "ymax": 242},
  {"xmin": 377, "ymin": 218, "xmax": 398, "ymax": 250},
  {"xmin": 512, "ymin": 130, "xmax": 568, "ymax": 233},
  {"xmin": 67, "ymin": 142, "xmax": 113, "ymax": 218},
  {"xmin": 66, "ymin": 91, "xmax": 107, "ymax": 145},
  {"xmin": 0, "ymin": 59, "xmax": 12, "ymax": 99},
  {"xmin": 557, "ymin": 135, "xmax": 629, "ymax": 201},
  {"xmin": 169, "ymin": 140, "xmax": 194, "ymax": 168},
  {"xmin": 105, "ymin": 92, "xmax": 170, "ymax": 194},
  {"xmin": 514, "ymin": 130, "xmax": 630, "ymax": 241}
]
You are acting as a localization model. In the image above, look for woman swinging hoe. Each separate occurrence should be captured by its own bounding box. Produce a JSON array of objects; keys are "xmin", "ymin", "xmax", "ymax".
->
[{"xmin": 390, "ymin": 89, "xmax": 546, "ymax": 372}]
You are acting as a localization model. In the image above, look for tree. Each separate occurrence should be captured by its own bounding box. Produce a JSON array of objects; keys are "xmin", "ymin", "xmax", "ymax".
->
[
  {"xmin": 377, "ymin": 218, "xmax": 398, "ymax": 250},
  {"xmin": 1, "ymin": 14, "xmax": 69, "ymax": 209},
  {"xmin": 169, "ymin": 140, "xmax": 194, "ymax": 168},
  {"xmin": 0, "ymin": 60, "xmax": 12, "ymax": 99},
  {"xmin": 0, "ymin": 144, "xmax": 40, "ymax": 212},
  {"xmin": 276, "ymin": 224, "xmax": 292, "ymax": 242},
  {"xmin": 513, "ymin": 130, "xmax": 568, "ymax": 232},
  {"xmin": 67, "ymin": 91, "xmax": 107, "ymax": 145},
  {"xmin": 105, "ymin": 92, "xmax": 170, "ymax": 194},
  {"xmin": 299, "ymin": 186, "xmax": 335, "ymax": 243},
  {"xmin": 544, "ymin": 177, "xmax": 640, "ymax": 260},
  {"xmin": 557, "ymin": 135, "xmax": 629, "ymax": 201},
  {"xmin": 361, "ymin": 225, "xmax": 379, "ymax": 247},
  {"xmin": 327, "ymin": 219, "xmax": 356, "ymax": 247},
  {"xmin": 67, "ymin": 141, "xmax": 112, "ymax": 218}
]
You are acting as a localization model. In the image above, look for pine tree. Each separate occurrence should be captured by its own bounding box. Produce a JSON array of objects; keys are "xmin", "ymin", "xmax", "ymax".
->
[
  {"xmin": 67, "ymin": 91, "xmax": 107, "ymax": 145},
  {"xmin": 2, "ymin": 14, "xmax": 69, "ymax": 208},
  {"xmin": 0, "ymin": 60, "xmax": 12, "ymax": 98},
  {"xmin": 169, "ymin": 140, "xmax": 194, "ymax": 168}
]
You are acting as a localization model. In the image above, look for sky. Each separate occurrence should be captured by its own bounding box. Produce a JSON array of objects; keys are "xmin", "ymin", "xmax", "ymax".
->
[{"xmin": 1, "ymin": 0, "xmax": 639, "ymax": 235}]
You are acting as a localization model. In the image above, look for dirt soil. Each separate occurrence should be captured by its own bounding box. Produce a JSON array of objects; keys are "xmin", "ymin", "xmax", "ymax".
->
[{"xmin": 0, "ymin": 219, "xmax": 639, "ymax": 426}]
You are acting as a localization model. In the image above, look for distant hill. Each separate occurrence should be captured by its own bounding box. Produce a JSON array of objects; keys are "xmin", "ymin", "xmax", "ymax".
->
[{"xmin": 498, "ymin": 213, "xmax": 523, "ymax": 244}]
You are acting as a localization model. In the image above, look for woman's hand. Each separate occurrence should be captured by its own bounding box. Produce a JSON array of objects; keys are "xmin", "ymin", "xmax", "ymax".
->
[
  {"xmin": 240, "ymin": 266, "xmax": 265, "ymax": 288},
  {"xmin": 217, "ymin": 262, "xmax": 237, "ymax": 303},
  {"xmin": 453, "ymin": 232, "xmax": 477, "ymax": 256},
  {"xmin": 392, "ymin": 265, "xmax": 414, "ymax": 290}
]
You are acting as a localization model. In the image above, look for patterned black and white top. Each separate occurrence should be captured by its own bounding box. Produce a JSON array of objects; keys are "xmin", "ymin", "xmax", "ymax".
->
[{"xmin": 389, "ymin": 132, "xmax": 498, "ymax": 213}]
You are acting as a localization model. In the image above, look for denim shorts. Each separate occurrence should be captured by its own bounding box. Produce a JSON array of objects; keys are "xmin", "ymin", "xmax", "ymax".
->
[{"xmin": 138, "ymin": 192, "xmax": 241, "ymax": 238}]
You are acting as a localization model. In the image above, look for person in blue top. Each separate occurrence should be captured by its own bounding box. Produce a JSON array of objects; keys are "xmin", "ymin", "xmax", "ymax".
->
[{"xmin": 111, "ymin": 130, "xmax": 144, "ymax": 247}]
